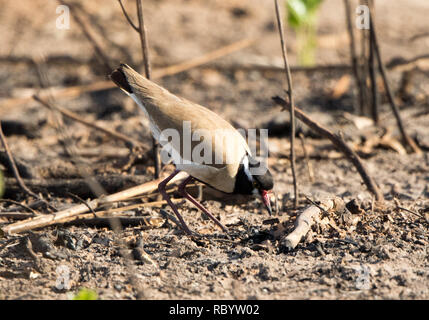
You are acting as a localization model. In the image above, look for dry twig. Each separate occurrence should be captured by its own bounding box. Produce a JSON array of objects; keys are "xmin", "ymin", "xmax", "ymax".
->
[
  {"xmin": 343, "ymin": 0, "xmax": 365, "ymax": 114},
  {"xmin": 0, "ymin": 199, "xmax": 39, "ymax": 217},
  {"xmin": 273, "ymin": 96, "xmax": 384, "ymax": 202},
  {"xmin": 1, "ymin": 172, "xmax": 187, "ymax": 235},
  {"xmin": 274, "ymin": 0, "xmax": 298, "ymax": 208},
  {"xmin": 368, "ymin": 12, "xmax": 379, "ymax": 124},
  {"xmin": 33, "ymin": 95, "xmax": 145, "ymax": 149},
  {"xmin": 282, "ymin": 197, "xmax": 344, "ymax": 249},
  {"xmin": 369, "ymin": 11, "xmax": 421, "ymax": 154}
]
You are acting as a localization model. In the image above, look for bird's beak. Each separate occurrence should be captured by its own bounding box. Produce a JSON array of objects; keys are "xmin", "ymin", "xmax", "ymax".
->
[{"xmin": 260, "ymin": 190, "xmax": 272, "ymax": 215}]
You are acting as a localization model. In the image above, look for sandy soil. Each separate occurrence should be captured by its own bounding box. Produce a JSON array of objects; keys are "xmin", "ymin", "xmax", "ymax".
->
[{"xmin": 0, "ymin": 0, "xmax": 428, "ymax": 300}]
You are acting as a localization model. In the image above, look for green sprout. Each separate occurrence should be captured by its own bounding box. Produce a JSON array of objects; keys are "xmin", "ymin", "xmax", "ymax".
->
[
  {"xmin": 286, "ymin": 0, "xmax": 323, "ymax": 66},
  {"xmin": 71, "ymin": 288, "xmax": 98, "ymax": 300}
]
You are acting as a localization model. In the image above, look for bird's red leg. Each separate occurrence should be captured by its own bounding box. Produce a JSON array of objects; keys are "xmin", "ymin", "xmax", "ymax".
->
[
  {"xmin": 158, "ymin": 170, "xmax": 193, "ymax": 235},
  {"xmin": 178, "ymin": 176, "xmax": 229, "ymax": 233}
]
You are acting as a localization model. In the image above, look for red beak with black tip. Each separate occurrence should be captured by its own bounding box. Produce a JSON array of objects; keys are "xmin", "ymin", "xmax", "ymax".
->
[{"xmin": 260, "ymin": 190, "xmax": 272, "ymax": 215}]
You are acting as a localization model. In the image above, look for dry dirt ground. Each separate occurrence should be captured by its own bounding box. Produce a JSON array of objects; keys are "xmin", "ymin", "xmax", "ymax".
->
[{"xmin": 0, "ymin": 0, "xmax": 428, "ymax": 300}]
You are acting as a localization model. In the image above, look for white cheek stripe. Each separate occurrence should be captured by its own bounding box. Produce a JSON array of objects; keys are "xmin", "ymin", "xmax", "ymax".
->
[
  {"xmin": 243, "ymin": 156, "xmax": 259, "ymax": 195},
  {"xmin": 242, "ymin": 156, "xmax": 253, "ymax": 181}
]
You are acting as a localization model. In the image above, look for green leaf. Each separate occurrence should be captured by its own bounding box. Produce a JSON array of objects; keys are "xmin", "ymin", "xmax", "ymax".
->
[
  {"xmin": 303, "ymin": 0, "xmax": 323, "ymax": 13},
  {"xmin": 71, "ymin": 288, "xmax": 98, "ymax": 300},
  {"xmin": 287, "ymin": 0, "xmax": 307, "ymax": 28},
  {"xmin": 286, "ymin": 0, "xmax": 323, "ymax": 28}
]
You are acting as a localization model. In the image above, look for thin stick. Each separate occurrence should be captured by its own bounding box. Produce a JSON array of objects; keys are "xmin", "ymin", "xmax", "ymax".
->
[
  {"xmin": 0, "ymin": 199, "xmax": 39, "ymax": 217},
  {"xmin": 0, "ymin": 123, "xmax": 56, "ymax": 211},
  {"xmin": 32, "ymin": 95, "xmax": 145, "ymax": 148},
  {"xmin": 393, "ymin": 199, "xmax": 423, "ymax": 219},
  {"xmin": 66, "ymin": 192, "xmax": 97, "ymax": 216},
  {"xmin": 136, "ymin": 0, "xmax": 161, "ymax": 179},
  {"xmin": 153, "ymin": 39, "xmax": 255, "ymax": 78},
  {"xmin": 274, "ymin": 0, "xmax": 298, "ymax": 208},
  {"xmin": 368, "ymin": 19, "xmax": 379, "ymax": 124},
  {"xmin": 359, "ymin": 1, "xmax": 371, "ymax": 116},
  {"xmin": 273, "ymin": 96, "xmax": 384, "ymax": 202},
  {"xmin": 367, "ymin": 0, "xmax": 378, "ymax": 124},
  {"xmin": 369, "ymin": 11, "xmax": 421, "ymax": 154},
  {"xmin": 1, "ymin": 172, "xmax": 187, "ymax": 235},
  {"xmin": 117, "ymin": 0, "xmax": 139, "ymax": 32},
  {"xmin": 343, "ymin": 0, "xmax": 365, "ymax": 115},
  {"xmin": 136, "ymin": 0, "xmax": 152, "ymax": 79}
]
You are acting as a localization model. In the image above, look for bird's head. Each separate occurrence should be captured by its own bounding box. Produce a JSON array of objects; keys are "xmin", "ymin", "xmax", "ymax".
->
[{"xmin": 234, "ymin": 156, "xmax": 274, "ymax": 215}]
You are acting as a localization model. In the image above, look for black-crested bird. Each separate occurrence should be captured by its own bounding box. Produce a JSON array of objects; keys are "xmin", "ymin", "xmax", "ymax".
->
[{"xmin": 110, "ymin": 64, "xmax": 273, "ymax": 235}]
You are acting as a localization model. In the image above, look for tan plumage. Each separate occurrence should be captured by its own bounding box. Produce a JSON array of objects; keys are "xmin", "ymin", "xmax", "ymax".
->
[{"xmin": 112, "ymin": 64, "xmax": 251, "ymax": 193}]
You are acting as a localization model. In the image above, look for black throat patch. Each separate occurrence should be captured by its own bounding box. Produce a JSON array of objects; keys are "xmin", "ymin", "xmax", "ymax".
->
[{"xmin": 233, "ymin": 164, "xmax": 254, "ymax": 195}]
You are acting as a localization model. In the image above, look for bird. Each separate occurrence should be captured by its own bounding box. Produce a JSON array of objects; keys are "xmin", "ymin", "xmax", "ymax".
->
[{"xmin": 110, "ymin": 64, "xmax": 273, "ymax": 235}]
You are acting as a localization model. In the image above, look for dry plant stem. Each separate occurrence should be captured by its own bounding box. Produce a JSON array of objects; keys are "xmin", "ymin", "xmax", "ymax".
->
[
  {"xmin": 359, "ymin": 1, "xmax": 370, "ymax": 116},
  {"xmin": 283, "ymin": 197, "xmax": 343, "ymax": 249},
  {"xmin": 136, "ymin": 0, "xmax": 152, "ymax": 79},
  {"xmin": 118, "ymin": 0, "xmax": 139, "ymax": 32},
  {"xmin": 273, "ymin": 96, "xmax": 384, "ymax": 202},
  {"xmin": 0, "ymin": 124, "xmax": 56, "ymax": 211},
  {"xmin": 344, "ymin": 0, "xmax": 365, "ymax": 114},
  {"xmin": 153, "ymin": 39, "xmax": 255, "ymax": 77},
  {"xmin": 4, "ymin": 175, "xmax": 156, "ymax": 198},
  {"xmin": 1, "ymin": 172, "xmax": 187, "ymax": 235},
  {"xmin": 135, "ymin": 0, "xmax": 161, "ymax": 178},
  {"xmin": 32, "ymin": 95, "xmax": 144, "ymax": 149},
  {"xmin": 0, "ymin": 199, "xmax": 39, "ymax": 217},
  {"xmin": 369, "ymin": 25, "xmax": 379, "ymax": 124},
  {"xmin": 367, "ymin": 0, "xmax": 378, "ymax": 123},
  {"xmin": 369, "ymin": 12, "xmax": 421, "ymax": 154},
  {"xmin": 274, "ymin": 0, "xmax": 298, "ymax": 208}
]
